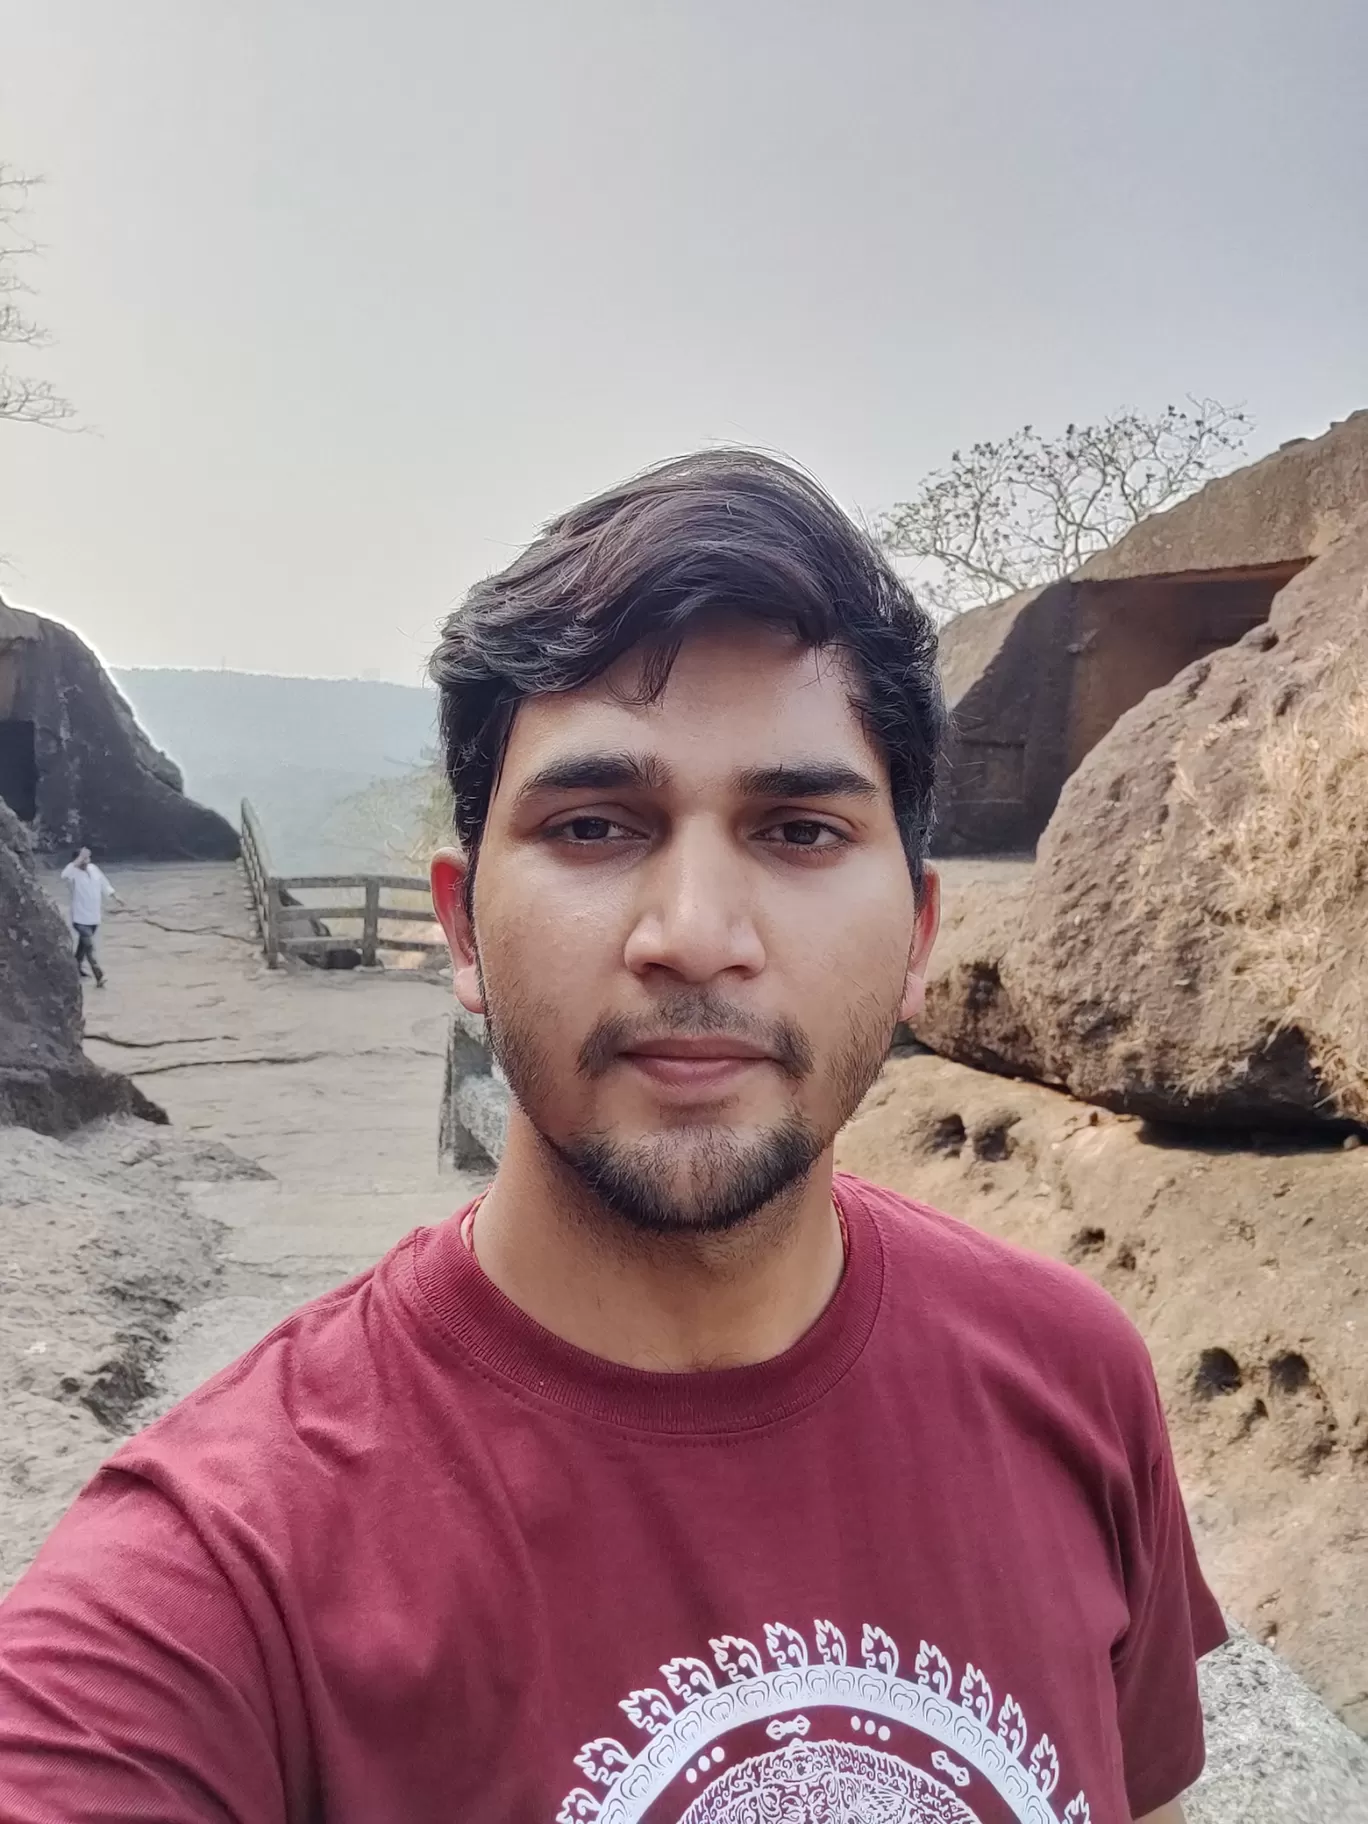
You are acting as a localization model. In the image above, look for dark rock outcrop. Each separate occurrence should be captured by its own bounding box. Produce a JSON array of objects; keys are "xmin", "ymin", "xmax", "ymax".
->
[
  {"xmin": 0, "ymin": 798, "xmax": 164, "ymax": 1135},
  {"xmin": 0, "ymin": 599, "xmax": 239, "ymax": 861}
]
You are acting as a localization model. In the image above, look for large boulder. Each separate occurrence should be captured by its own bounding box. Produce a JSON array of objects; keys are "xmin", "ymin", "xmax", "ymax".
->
[
  {"xmin": 0, "ymin": 798, "xmax": 163, "ymax": 1135},
  {"xmin": 0, "ymin": 599, "xmax": 239, "ymax": 861},
  {"xmin": 916, "ymin": 860, "xmax": 1039, "ymax": 1079},
  {"xmin": 1011, "ymin": 503, "xmax": 1368, "ymax": 1127},
  {"xmin": 919, "ymin": 503, "xmax": 1368, "ymax": 1128}
]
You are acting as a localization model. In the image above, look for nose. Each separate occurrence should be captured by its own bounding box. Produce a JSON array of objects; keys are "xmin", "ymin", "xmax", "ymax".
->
[{"xmin": 622, "ymin": 819, "xmax": 766, "ymax": 984}]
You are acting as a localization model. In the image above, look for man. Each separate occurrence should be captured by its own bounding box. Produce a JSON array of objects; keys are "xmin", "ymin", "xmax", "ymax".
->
[
  {"xmin": 58, "ymin": 845, "xmax": 120, "ymax": 987},
  {"xmin": 0, "ymin": 452, "xmax": 1222, "ymax": 1822}
]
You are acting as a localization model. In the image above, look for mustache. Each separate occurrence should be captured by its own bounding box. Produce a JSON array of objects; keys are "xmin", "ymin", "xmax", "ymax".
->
[{"xmin": 577, "ymin": 993, "xmax": 814, "ymax": 1082}]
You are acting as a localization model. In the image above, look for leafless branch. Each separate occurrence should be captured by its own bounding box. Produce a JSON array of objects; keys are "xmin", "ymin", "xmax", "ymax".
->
[
  {"xmin": 876, "ymin": 400, "xmax": 1251, "ymax": 618},
  {"xmin": 0, "ymin": 160, "xmax": 75, "ymax": 430},
  {"xmin": 0, "ymin": 368, "xmax": 77, "ymax": 427}
]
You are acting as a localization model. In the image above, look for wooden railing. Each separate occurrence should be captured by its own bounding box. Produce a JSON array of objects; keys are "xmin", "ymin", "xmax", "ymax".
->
[{"xmin": 239, "ymin": 798, "xmax": 446, "ymax": 969}]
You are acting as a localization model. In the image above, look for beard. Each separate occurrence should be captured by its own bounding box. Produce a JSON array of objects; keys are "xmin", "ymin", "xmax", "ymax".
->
[
  {"xmin": 558, "ymin": 1112, "xmax": 825, "ymax": 1236},
  {"xmin": 483, "ymin": 976, "xmax": 898, "ymax": 1235}
]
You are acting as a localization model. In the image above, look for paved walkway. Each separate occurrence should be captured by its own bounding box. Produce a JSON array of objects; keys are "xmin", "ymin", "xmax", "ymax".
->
[{"xmin": 61, "ymin": 862, "xmax": 484, "ymax": 1406}]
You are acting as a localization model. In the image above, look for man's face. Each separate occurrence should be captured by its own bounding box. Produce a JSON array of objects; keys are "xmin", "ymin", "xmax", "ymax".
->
[
  {"xmin": 76, "ymin": 849, "xmax": 91, "ymax": 869},
  {"xmin": 433, "ymin": 620, "xmax": 938, "ymax": 1234}
]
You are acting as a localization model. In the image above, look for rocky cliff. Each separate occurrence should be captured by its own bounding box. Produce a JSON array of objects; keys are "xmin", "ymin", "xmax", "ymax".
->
[
  {"xmin": 0, "ymin": 798, "xmax": 162, "ymax": 1134},
  {"xmin": 0, "ymin": 599, "xmax": 238, "ymax": 861}
]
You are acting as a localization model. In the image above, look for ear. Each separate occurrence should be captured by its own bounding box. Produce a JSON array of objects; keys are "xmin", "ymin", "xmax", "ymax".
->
[
  {"xmin": 430, "ymin": 848, "xmax": 484, "ymax": 1016},
  {"xmin": 897, "ymin": 864, "xmax": 941, "ymax": 1025}
]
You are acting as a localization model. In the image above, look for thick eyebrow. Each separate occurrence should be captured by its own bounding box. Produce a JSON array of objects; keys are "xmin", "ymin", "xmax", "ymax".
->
[
  {"xmin": 512, "ymin": 750, "xmax": 670, "ymax": 804},
  {"xmin": 735, "ymin": 762, "xmax": 881, "ymax": 802}
]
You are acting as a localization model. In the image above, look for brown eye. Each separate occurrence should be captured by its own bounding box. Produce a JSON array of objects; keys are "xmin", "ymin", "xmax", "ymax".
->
[
  {"xmin": 548, "ymin": 816, "xmax": 640, "ymax": 845},
  {"xmin": 758, "ymin": 819, "xmax": 846, "ymax": 851}
]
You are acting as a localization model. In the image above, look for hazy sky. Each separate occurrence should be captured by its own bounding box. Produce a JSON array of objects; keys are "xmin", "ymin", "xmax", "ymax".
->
[{"xmin": 3, "ymin": 0, "xmax": 1365, "ymax": 685}]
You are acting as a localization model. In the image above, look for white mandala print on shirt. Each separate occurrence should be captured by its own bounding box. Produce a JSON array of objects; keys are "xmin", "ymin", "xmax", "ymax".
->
[{"xmin": 556, "ymin": 1621, "xmax": 1093, "ymax": 1824}]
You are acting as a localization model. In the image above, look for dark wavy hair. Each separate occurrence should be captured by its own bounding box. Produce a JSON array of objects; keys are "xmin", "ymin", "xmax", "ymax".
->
[{"xmin": 430, "ymin": 449, "xmax": 945, "ymax": 902}]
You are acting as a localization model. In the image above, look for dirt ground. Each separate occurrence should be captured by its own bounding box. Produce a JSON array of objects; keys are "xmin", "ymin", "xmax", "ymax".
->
[
  {"xmin": 74, "ymin": 864, "xmax": 486, "ymax": 1399},
  {"xmin": 836, "ymin": 1048, "xmax": 1368, "ymax": 1731},
  {"xmin": 1, "ymin": 1118, "xmax": 251, "ymax": 1584},
  {"xmin": 3, "ymin": 863, "xmax": 485, "ymax": 1586}
]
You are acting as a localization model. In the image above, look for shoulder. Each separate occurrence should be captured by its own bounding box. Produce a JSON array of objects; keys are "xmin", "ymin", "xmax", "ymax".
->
[
  {"xmin": 12, "ymin": 1222, "xmax": 484, "ymax": 1622},
  {"xmin": 839, "ymin": 1173, "xmax": 1160, "ymax": 1429},
  {"xmin": 108, "ymin": 1232, "xmax": 429, "ymax": 1516}
]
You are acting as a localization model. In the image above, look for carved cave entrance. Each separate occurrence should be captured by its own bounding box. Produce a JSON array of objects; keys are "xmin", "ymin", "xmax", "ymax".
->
[
  {"xmin": 0, "ymin": 718, "xmax": 38, "ymax": 823},
  {"xmin": 1064, "ymin": 561, "xmax": 1304, "ymax": 777}
]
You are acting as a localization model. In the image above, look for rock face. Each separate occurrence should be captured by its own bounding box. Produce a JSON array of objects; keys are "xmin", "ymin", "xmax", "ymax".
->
[
  {"xmin": 1191, "ymin": 1629, "xmax": 1368, "ymax": 1824},
  {"xmin": 932, "ymin": 411, "xmax": 1368, "ymax": 858},
  {"xmin": 0, "ymin": 798, "xmax": 163, "ymax": 1135},
  {"xmin": 931, "ymin": 583, "xmax": 1075, "ymax": 855},
  {"xmin": 921, "ymin": 503, "xmax": 1368, "ymax": 1128},
  {"xmin": 0, "ymin": 599, "xmax": 239, "ymax": 861},
  {"xmin": 915, "ymin": 859, "xmax": 1039, "ymax": 1079}
]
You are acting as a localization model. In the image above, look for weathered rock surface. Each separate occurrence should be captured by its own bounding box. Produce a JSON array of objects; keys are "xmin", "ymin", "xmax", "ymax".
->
[
  {"xmin": 1190, "ymin": 1628, "xmax": 1368, "ymax": 1824},
  {"xmin": 0, "ymin": 1118, "xmax": 239, "ymax": 1588},
  {"xmin": 931, "ymin": 582, "xmax": 1076, "ymax": 855},
  {"xmin": 915, "ymin": 859, "xmax": 1037, "ymax": 1077},
  {"xmin": 0, "ymin": 799, "xmax": 162, "ymax": 1134},
  {"xmin": 0, "ymin": 598, "xmax": 239, "ymax": 861},
  {"xmin": 920, "ymin": 505, "xmax": 1368, "ymax": 1127}
]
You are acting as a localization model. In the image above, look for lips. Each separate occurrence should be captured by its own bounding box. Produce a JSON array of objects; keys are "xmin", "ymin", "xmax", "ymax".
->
[
  {"xmin": 623, "ymin": 1037, "xmax": 774, "ymax": 1063},
  {"xmin": 619, "ymin": 1036, "xmax": 774, "ymax": 1093}
]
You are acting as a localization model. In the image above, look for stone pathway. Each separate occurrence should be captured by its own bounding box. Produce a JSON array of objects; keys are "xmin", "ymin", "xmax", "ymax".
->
[{"xmin": 59, "ymin": 862, "xmax": 485, "ymax": 1406}]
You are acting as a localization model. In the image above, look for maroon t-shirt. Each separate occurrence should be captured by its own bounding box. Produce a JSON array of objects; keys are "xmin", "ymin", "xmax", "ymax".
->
[{"xmin": 0, "ymin": 1175, "xmax": 1223, "ymax": 1823}]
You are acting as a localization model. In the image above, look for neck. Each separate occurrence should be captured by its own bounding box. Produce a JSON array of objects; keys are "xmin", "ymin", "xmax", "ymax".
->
[{"xmin": 468, "ymin": 1112, "xmax": 845, "ymax": 1373}]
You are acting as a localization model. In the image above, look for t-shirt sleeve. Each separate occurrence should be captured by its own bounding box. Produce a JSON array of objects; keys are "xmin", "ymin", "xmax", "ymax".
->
[
  {"xmin": 1112, "ymin": 1369, "xmax": 1227, "ymax": 1819},
  {"xmin": 0, "ymin": 1470, "xmax": 297, "ymax": 1823}
]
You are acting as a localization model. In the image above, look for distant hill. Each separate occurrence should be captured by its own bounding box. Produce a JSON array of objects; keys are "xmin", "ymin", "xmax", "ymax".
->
[{"xmin": 114, "ymin": 669, "xmax": 439, "ymax": 873}]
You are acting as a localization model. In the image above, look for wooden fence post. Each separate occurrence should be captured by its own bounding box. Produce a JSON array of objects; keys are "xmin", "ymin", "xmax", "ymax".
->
[
  {"xmin": 362, "ymin": 879, "xmax": 380, "ymax": 967},
  {"xmin": 265, "ymin": 880, "xmax": 281, "ymax": 968}
]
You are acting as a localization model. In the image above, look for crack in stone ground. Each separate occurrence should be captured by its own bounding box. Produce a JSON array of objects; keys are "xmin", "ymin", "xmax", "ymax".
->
[
  {"xmin": 86, "ymin": 1032, "xmax": 244, "ymax": 1049},
  {"xmin": 123, "ymin": 917, "xmax": 256, "ymax": 945},
  {"xmin": 126, "ymin": 1045, "xmax": 445, "ymax": 1076}
]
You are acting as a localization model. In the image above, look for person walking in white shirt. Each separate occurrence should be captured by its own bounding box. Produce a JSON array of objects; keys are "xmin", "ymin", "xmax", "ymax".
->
[{"xmin": 59, "ymin": 847, "xmax": 121, "ymax": 987}]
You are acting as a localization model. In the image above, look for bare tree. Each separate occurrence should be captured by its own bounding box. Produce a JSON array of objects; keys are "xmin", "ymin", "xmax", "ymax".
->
[
  {"xmin": 877, "ymin": 401, "xmax": 1250, "ymax": 620},
  {"xmin": 1, "ymin": 162, "xmax": 75, "ymax": 429}
]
